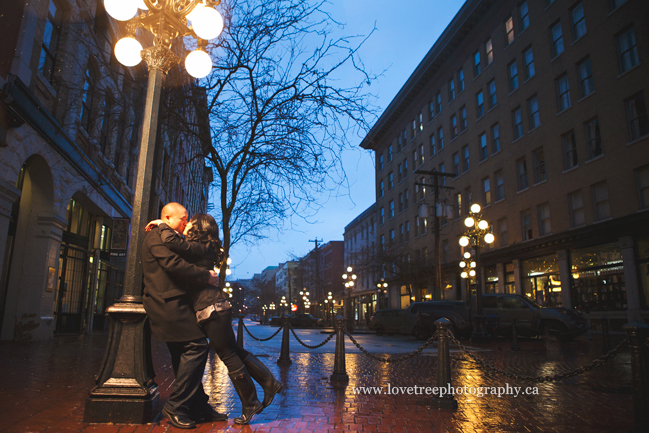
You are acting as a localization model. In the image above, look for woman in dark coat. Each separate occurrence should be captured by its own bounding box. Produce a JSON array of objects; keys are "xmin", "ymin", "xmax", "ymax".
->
[{"xmin": 150, "ymin": 213, "xmax": 282, "ymax": 425}]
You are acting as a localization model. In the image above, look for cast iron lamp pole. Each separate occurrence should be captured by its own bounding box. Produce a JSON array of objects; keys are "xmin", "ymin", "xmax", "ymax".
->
[
  {"xmin": 459, "ymin": 204, "xmax": 495, "ymax": 340},
  {"xmin": 84, "ymin": 0, "xmax": 224, "ymax": 424},
  {"xmin": 342, "ymin": 266, "xmax": 356, "ymax": 329}
]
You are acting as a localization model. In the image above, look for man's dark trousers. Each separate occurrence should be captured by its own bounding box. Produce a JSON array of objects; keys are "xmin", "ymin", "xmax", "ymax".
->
[{"xmin": 165, "ymin": 338, "xmax": 211, "ymax": 415}]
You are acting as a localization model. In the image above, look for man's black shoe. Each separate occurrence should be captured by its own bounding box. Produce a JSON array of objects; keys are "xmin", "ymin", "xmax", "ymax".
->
[
  {"xmin": 190, "ymin": 405, "xmax": 228, "ymax": 422},
  {"xmin": 162, "ymin": 407, "xmax": 196, "ymax": 429}
]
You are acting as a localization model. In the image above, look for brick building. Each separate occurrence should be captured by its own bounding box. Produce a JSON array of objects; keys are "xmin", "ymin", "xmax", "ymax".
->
[
  {"xmin": 360, "ymin": 0, "xmax": 649, "ymax": 326},
  {"xmin": 0, "ymin": 0, "xmax": 211, "ymax": 340}
]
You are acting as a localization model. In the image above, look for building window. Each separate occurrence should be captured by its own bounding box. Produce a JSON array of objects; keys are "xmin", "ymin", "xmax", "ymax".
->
[
  {"xmin": 505, "ymin": 16, "xmax": 514, "ymax": 45},
  {"xmin": 462, "ymin": 145, "xmax": 470, "ymax": 173},
  {"xmin": 452, "ymin": 152, "xmax": 460, "ymax": 177},
  {"xmin": 404, "ymin": 188, "xmax": 409, "ymax": 209},
  {"xmin": 636, "ymin": 165, "xmax": 649, "ymax": 209},
  {"xmin": 405, "ymin": 221, "xmax": 410, "ymax": 241},
  {"xmin": 454, "ymin": 192, "xmax": 462, "ymax": 218},
  {"xmin": 419, "ymin": 177, "xmax": 426, "ymax": 201},
  {"xmin": 592, "ymin": 181, "xmax": 611, "ymax": 221},
  {"xmin": 380, "ymin": 234, "xmax": 385, "ymax": 248},
  {"xmin": 80, "ymin": 67, "xmax": 95, "ymax": 132},
  {"xmin": 38, "ymin": 0, "xmax": 62, "ymax": 83},
  {"xmin": 512, "ymin": 107, "xmax": 523, "ymax": 140},
  {"xmin": 379, "ymin": 180, "xmax": 384, "ymax": 198},
  {"xmin": 378, "ymin": 154, "xmax": 383, "ymax": 171},
  {"xmin": 479, "ymin": 133, "xmax": 488, "ymax": 161},
  {"xmin": 577, "ymin": 57, "xmax": 594, "ymax": 98},
  {"xmin": 625, "ymin": 92, "xmax": 649, "ymax": 141},
  {"xmin": 419, "ymin": 113, "xmax": 424, "ymax": 133},
  {"xmin": 399, "ymin": 224, "xmax": 404, "ymax": 243},
  {"xmin": 430, "ymin": 134, "xmax": 436, "ymax": 156},
  {"xmin": 538, "ymin": 203, "xmax": 551, "ymax": 236},
  {"xmin": 397, "ymin": 163, "xmax": 403, "ymax": 182},
  {"xmin": 379, "ymin": 207, "xmax": 385, "ymax": 225},
  {"xmin": 570, "ymin": 3, "xmax": 587, "ymax": 40},
  {"xmin": 390, "ymin": 229, "xmax": 395, "ymax": 244},
  {"xmin": 457, "ymin": 68, "xmax": 465, "ymax": 93},
  {"xmin": 412, "ymin": 150, "xmax": 417, "ymax": 169},
  {"xmin": 437, "ymin": 127, "xmax": 444, "ymax": 151},
  {"xmin": 388, "ymin": 172, "xmax": 394, "ymax": 189},
  {"xmin": 517, "ymin": 157, "xmax": 528, "ymax": 191},
  {"xmin": 523, "ymin": 46, "xmax": 535, "ymax": 80},
  {"xmin": 403, "ymin": 158, "xmax": 408, "ymax": 178},
  {"xmin": 412, "ymin": 119, "xmax": 417, "ymax": 139},
  {"xmin": 486, "ymin": 38, "xmax": 493, "ymax": 65},
  {"xmin": 448, "ymin": 78, "xmax": 455, "ymax": 101},
  {"xmin": 495, "ymin": 169, "xmax": 504, "ymax": 201},
  {"xmin": 569, "ymin": 190, "xmax": 585, "ymax": 227},
  {"xmin": 476, "ymin": 91, "xmax": 484, "ymax": 118},
  {"xmin": 435, "ymin": 92, "xmax": 442, "ymax": 115},
  {"xmin": 508, "ymin": 61, "xmax": 519, "ymax": 92},
  {"xmin": 473, "ymin": 51, "xmax": 481, "ymax": 77},
  {"xmin": 428, "ymin": 100, "xmax": 434, "ymax": 122},
  {"xmin": 389, "ymin": 200, "xmax": 395, "ymax": 218},
  {"xmin": 521, "ymin": 209, "xmax": 533, "ymax": 240},
  {"xmin": 419, "ymin": 144, "xmax": 424, "ymax": 166},
  {"xmin": 584, "ymin": 118, "xmax": 603, "ymax": 160},
  {"xmin": 610, "ymin": 0, "xmax": 628, "ymax": 11},
  {"xmin": 556, "ymin": 74, "xmax": 571, "ymax": 112},
  {"xmin": 498, "ymin": 218, "xmax": 508, "ymax": 246},
  {"xmin": 438, "ymin": 163, "xmax": 446, "ymax": 186},
  {"xmin": 483, "ymin": 177, "xmax": 492, "ymax": 205},
  {"xmin": 465, "ymin": 186, "xmax": 472, "ymax": 209},
  {"xmin": 532, "ymin": 147, "xmax": 546, "ymax": 184},
  {"xmin": 528, "ymin": 96, "xmax": 540, "ymax": 130},
  {"xmin": 491, "ymin": 123, "xmax": 501, "ymax": 153},
  {"xmin": 562, "ymin": 131, "xmax": 578, "ymax": 170},
  {"xmin": 450, "ymin": 114, "xmax": 458, "ymax": 139},
  {"xmin": 460, "ymin": 106, "xmax": 467, "ymax": 131},
  {"xmin": 387, "ymin": 145, "xmax": 393, "ymax": 162},
  {"xmin": 519, "ymin": 2, "xmax": 529, "ymax": 31},
  {"xmin": 488, "ymin": 80, "xmax": 497, "ymax": 108},
  {"xmin": 550, "ymin": 21, "xmax": 564, "ymax": 57}
]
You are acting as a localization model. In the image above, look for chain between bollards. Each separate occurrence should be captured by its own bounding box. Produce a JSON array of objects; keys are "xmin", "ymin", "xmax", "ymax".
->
[
  {"xmin": 241, "ymin": 320, "xmax": 284, "ymax": 341},
  {"xmin": 289, "ymin": 324, "xmax": 336, "ymax": 349}
]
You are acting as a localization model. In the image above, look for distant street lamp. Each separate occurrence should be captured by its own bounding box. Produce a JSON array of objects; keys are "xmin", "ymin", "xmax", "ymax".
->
[
  {"xmin": 375, "ymin": 281, "xmax": 388, "ymax": 310},
  {"xmin": 342, "ymin": 266, "xmax": 357, "ymax": 329},
  {"xmin": 458, "ymin": 204, "xmax": 495, "ymax": 339},
  {"xmin": 85, "ymin": 0, "xmax": 225, "ymax": 423},
  {"xmin": 280, "ymin": 296, "xmax": 288, "ymax": 315}
]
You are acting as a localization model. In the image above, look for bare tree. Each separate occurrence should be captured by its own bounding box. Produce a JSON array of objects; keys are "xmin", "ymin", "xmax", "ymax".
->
[{"xmin": 164, "ymin": 0, "xmax": 377, "ymax": 273}]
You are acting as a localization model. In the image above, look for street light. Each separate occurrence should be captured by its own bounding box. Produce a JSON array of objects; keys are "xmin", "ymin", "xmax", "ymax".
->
[
  {"xmin": 342, "ymin": 266, "xmax": 356, "ymax": 329},
  {"xmin": 458, "ymin": 203, "xmax": 494, "ymax": 340},
  {"xmin": 85, "ymin": 0, "xmax": 226, "ymax": 424}
]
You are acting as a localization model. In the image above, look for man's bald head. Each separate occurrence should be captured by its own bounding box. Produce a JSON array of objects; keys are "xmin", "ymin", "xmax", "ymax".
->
[{"xmin": 161, "ymin": 202, "xmax": 188, "ymax": 232}]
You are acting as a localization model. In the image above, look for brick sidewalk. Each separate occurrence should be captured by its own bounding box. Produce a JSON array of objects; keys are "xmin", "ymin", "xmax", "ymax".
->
[{"xmin": 0, "ymin": 330, "xmax": 634, "ymax": 432}]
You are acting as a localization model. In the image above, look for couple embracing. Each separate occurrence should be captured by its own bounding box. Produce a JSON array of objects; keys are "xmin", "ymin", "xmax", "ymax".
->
[{"xmin": 141, "ymin": 202, "xmax": 282, "ymax": 429}]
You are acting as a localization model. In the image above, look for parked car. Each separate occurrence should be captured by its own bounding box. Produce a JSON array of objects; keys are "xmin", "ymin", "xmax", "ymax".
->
[
  {"xmin": 470, "ymin": 294, "xmax": 586, "ymax": 341},
  {"xmin": 369, "ymin": 309, "xmax": 405, "ymax": 335},
  {"xmin": 268, "ymin": 313, "xmax": 324, "ymax": 328},
  {"xmin": 403, "ymin": 301, "xmax": 471, "ymax": 340}
]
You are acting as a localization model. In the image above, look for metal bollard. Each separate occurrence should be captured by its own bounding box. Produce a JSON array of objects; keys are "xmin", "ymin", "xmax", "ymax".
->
[
  {"xmin": 330, "ymin": 315, "xmax": 349, "ymax": 381},
  {"xmin": 277, "ymin": 315, "xmax": 292, "ymax": 365},
  {"xmin": 602, "ymin": 317, "xmax": 611, "ymax": 354},
  {"xmin": 433, "ymin": 318, "xmax": 458, "ymax": 410},
  {"xmin": 511, "ymin": 319, "xmax": 521, "ymax": 351},
  {"xmin": 623, "ymin": 321, "xmax": 649, "ymax": 433},
  {"xmin": 237, "ymin": 313, "xmax": 245, "ymax": 349}
]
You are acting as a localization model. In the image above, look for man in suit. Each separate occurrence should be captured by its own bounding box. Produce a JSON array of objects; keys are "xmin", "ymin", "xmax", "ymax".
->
[{"xmin": 142, "ymin": 202, "xmax": 226, "ymax": 429}]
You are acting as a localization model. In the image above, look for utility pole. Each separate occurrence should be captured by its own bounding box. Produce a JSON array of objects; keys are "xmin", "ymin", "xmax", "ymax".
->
[
  {"xmin": 309, "ymin": 238, "xmax": 322, "ymax": 317},
  {"xmin": 415, "ymin": 169, "xmax": 455, "ymax": 299}
]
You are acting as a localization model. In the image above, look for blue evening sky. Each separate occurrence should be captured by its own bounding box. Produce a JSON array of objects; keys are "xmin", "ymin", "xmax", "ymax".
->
[{"xmin": 227, "ymin": 0, "xmax": 465, "ymax": 280}]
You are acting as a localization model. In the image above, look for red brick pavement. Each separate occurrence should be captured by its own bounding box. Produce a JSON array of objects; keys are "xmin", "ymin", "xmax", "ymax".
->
[{"xmin": 0, "ymin": 330, "xmax": 634, "ymax": 433}]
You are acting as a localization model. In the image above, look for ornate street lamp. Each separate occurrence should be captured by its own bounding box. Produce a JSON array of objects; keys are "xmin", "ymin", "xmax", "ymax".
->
[
  {"xmin": 342, "ymin": 266, "xmax": 356, "ymax": 329},
  {"xmin": 458, "ymin": 204, "xmax": 494, "ymax": 340},
  {"xmin": 84, "ymin": 0, "xmax": 225, "ymax": 424}
]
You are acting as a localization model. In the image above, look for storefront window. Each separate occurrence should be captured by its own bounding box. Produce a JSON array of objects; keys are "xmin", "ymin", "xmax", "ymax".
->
[
  {"xmin": 400, "ymin": 285, "xmax": 410, "ymax": 309},
  {"xmin": 571, "ymin": 242, "xmax": 626, "ymax": 311},
  {"xmin": 485, "ymin": 265, "xmax": 498, "ymax": 294},
  {"xmin": 637, "ymin": 237, "xmax": 649, "ymax": 309},
  {"xmin": 522, "ymin": 254, "xmax": 561, "ymax": 307}
]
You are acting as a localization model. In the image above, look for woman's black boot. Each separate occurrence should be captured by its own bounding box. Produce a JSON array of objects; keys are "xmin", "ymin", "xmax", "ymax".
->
[
  {"xmin": 244, "ymin": 354, "xmax": 283, "ymax": 409},
  {"xmin": 229, "ymin": 366, "xmax": 263, "ymax": 425}
]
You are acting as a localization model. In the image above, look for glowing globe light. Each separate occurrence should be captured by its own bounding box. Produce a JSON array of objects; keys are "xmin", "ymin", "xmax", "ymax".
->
[
  {"xmin": 186, "ymin": 2, "xmax": 205, "ymax": 22},
  {"xmin": 136, "ymin": 0, "xmax": 148, "ymax": 10},
  {"xmin": 469, "ymin": 269, "xmax": 476, "ymax": 277},
  {"xmin": 485, "ymin": 233, "xmax": 495, "ymax": 244},
  {"xmin": 470, "ymin": 203, "xmax": 481, "ymax": 213},
  {"xmin": 459, "ymin": 236, "xmax": 469, "ymax": 247},
  {"xmin": 192, "ymin": 7, "xmax": 224, "ymax": 40},
  {"xmin": 342, "ymin": 274, "xmax": 347, "ymax": 279},
  {"xmin": 464, "ymin": 216, "xmax": 475, "ymax": 227},
  {"xmin": 115, "ymin": 37, "xmax": 143, "ymax": 66},
  {"xmin": 463, "ymin": 252, "xmax": 471, "ymax": 259},
  {"xmin": 478, "ymin": 219, "xmax": 489, "ymax": 230},
  {"xmin": 347, "ymin": 266, "xmax": 352, "ymax": 272},
  {"xmin": 470, "ymin": 261, "xmax": 477, "ymax": 268},
  {"xmin": 104, "ymin": 0, "xmax": 138, "ymax": 21},
  {"xmin": 461, "ymin": 271, "xmax": 468, "ymax": 279},
  {"xmin": 459, "ymin": 261, "xmax": 466, "ymax": 268}
]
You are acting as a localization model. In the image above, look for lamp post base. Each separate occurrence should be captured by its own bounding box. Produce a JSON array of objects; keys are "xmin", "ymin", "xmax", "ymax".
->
[{"xmin": 83, "ymin": 298, "xmax": 158, "ymax": 424}]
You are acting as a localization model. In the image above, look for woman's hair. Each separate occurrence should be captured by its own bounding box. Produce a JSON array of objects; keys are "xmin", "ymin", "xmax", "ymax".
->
[{"xmin": 186, "ymin": 213, "xmax": 223, "ymax": 262}]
